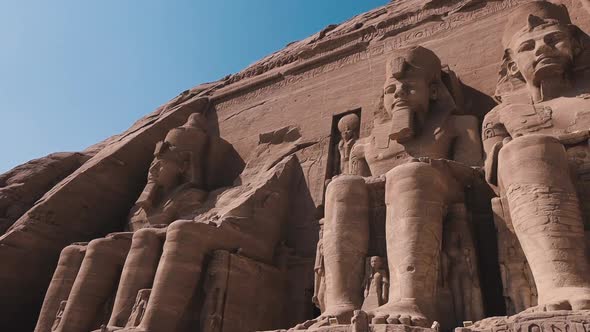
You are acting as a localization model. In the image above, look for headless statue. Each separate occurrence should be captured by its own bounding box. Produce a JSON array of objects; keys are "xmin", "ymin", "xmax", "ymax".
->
[
  {"xmin": 483, "ymin": 1, "xmax": 590, "ymax": 313},
  {"xmin": 297, "ymin": 46, "xmax": 482, "ymax": 329}
]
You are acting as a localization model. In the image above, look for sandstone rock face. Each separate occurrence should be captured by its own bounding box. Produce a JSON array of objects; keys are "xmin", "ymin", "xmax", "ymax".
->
[
  {"xmin": 0, "ymin": 152, "xmax": 89, "ymax": 234},
  {"xmin": 3, "ymin": 0, "xmax": 590, "ymax": 332}
]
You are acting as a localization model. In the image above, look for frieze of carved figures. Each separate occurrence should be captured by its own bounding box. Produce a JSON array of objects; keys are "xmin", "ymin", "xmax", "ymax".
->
[
  {"xmin": 295, "ymin": 45, "xmax": 484, "ymax": 331},
  {"xmin": 482, "ymin": 1, "xmax": 590, "ymax": 319}
]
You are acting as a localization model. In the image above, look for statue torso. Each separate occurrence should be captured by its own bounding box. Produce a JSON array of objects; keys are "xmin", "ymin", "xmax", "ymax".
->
[
  {"xmin": 362, "ymin": 111, "xmax": 456, "ymax": 176},
  {"xmin": 498, "ymin": 95, "xmax": 590, "ymax": 139}
]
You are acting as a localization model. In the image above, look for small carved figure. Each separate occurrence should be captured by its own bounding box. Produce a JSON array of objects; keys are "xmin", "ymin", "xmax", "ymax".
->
[
  {"xmin": 125, "ymin": 289, "xmax": 150, "ymax": 328},
  {"xmin": 351, "ymin": 310, "xmax": 369, "ymax": 332},
  {"xmin": 362, "ymin": 256, "xmax": 389, "ymax": 311},
  {"xmin": 336, "ymin": 114, "xmax": 360, "ymax": 175},
  {"xmin": 442, "ymin": 204, "xmax": 484, "ymax": 325},
  {"xmin": 51, "ymin": 301, "xmax": 66, "ymax": 331},
  {"xmin": 201, "ymin": 252, "xmax": 230, "ymax": 332},
  {"xmin": 312, "ymin": 219, "xmax": 326, "ymax": 312}
]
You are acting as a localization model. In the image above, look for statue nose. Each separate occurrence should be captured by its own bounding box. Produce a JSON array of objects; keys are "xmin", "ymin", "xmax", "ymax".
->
[
  {"xmin": 535, "ymin": 40, "xmax": 552, "ymax": 56},
  {"xmin": 393, "ymin": 83, "xmax": 408, "ymax": 98}
]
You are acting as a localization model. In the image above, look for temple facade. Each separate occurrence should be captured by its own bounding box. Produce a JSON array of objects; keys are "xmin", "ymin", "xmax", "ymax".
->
[{"xmin": 2, "ymin": 1, "xmax": 590, "ymax": 332}]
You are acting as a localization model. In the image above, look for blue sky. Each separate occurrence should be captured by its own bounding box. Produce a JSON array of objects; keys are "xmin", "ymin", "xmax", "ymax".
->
[{"xmin": 0, "ymin": 1, "xmax": 388, "ymax": 173}]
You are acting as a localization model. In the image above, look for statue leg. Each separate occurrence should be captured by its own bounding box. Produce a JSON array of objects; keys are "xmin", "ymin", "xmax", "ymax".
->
[
  {"xmin": 107, "ymin": 228, "xmax": 165, "ymax": 328},
  {"xmin": 134, "ymin": 221, "xmax": 223, "ymax": 332},
  {"xmin": 373, "ymin": 161, "xmax": 455, "ymax": 327},
  {"xmin": 294, "ymin": 175, "xmax": 369, "ymax": 330},
  {"xmin": 322, "ymin": 175, "xmax": 369, "ymax": 322},
  {"xmin": 55, "ymin": 233, "xmax": 133, "ymax": 332},
  {"xmin": 34, "ymin": 244, "xmax": 86, "ymax": 332},
  {"xmin": 498, "ymin": 134, "xmax": 590, "ymax": 311}
]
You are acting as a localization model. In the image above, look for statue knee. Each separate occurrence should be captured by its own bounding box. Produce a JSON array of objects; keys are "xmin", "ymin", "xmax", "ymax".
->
[
  {"xmin": 58, "ymin": 244, "xmax": 86, "ymax": 265},
  {"xmin": 166, "ymin": 220, "xmax": 209, "ymax": 245},
  {"xmin": 325, "ymin": 175, "xmax": 366, "ymax": 203},
  {"xmin": 131, "ymin": 228, "xmax": 162, "ymax": 249},
  {"xmin": 385, "ymin": 162, "xmax": 447, "ymax": 201},
  {"xmin": 86, "ymin": 236, "xmax": 131, "ymax": 260}
]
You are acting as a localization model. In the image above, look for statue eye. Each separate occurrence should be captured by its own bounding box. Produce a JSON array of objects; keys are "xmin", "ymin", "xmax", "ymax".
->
[
  {"xmin": 384, "ymin": 85, "xmax": 396, "ymax": 94},
  {"xmin": 517, "ymin": 40, "xmax": 535, "ymax": 53},
  {"xmin": 545, "ymin": 32, "xmax": 566, "ymax": 46}
]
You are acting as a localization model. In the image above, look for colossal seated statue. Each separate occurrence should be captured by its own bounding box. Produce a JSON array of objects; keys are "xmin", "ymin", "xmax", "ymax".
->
[
  {"xmin": 34, "ymin": 114, "xmax": 305, "ymax": 332},
  {"xmin": 482, "ymin": 1, "xmax": 590, "ymax": 314},
  {"xmin": 298, "ymin": 46, "xmax": 484, "ymax": 330}
]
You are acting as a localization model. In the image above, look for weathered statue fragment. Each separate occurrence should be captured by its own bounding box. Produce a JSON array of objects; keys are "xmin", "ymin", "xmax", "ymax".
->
[
  {"xmin": 483, "ymin": 1, "xmax": 590, "ymax": 314},
  {"xmin": 298, "ymin": 46, "xmax": 484, "ymax": 329}
]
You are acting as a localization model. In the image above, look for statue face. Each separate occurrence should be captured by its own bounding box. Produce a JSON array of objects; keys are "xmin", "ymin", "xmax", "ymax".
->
[
  {"xmin": 149, "ymin": 158, "xmax": 182, "ymax": 188},
  {"xmin": 340, "ymin": 125, "xmax": 354, "ymax": 141},
  {"xmin": 383, "ymin": 71, "xmax": 433, "ymax": 117},
  {"xmin": 509, "ymin": 24, "xmax": 575, "ymax": 85},
  {"xmin": 370, "ymin": 256, "xmax": 383, "ymax": 269}
]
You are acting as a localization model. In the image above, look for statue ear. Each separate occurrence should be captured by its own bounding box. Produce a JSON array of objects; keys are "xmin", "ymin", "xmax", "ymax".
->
[
  {"xmin": 429, "ymin": 83, "xmax": 439, "ymax": 101},
  {"xmin": 507, "ymin": 60, "xmax": 520, "ymax": 77}
]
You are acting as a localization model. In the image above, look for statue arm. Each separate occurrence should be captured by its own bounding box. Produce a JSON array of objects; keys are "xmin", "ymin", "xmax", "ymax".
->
[
  {"xmin": 452, "ymin": 115, "xmax": 483, "ymax": 167},
  {"xmin": 349, "ymin": 141, "xmax": 371, "ymax": 177},
  {"xmin": 481, "ymin": 110, "xmax": 509, "ymax": 186},
  {"xmin": 381, "ymin": 274, "xmax": 389, "ymax": 303}
]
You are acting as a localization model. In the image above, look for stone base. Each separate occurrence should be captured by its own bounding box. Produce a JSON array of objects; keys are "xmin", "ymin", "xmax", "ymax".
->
[
  {"xmin": 460, "ymin": 310, "xmax": 590, "ymax": 332},
  {"xmin": 261, "ymin": 324, "xmax": 435, "ymax": 332}
]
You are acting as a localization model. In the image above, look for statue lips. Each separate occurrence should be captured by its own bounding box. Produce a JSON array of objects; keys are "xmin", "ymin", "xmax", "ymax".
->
[{"xmin": 534, "ymin": 54, "xmax": 564, "ymax": 71}]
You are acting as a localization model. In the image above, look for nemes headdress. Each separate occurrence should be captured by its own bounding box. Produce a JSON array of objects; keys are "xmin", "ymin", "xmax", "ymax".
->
[
  {"xmin": 385, "ymin": 46, "xmax": 442, "ymax": 85},
  {"xmin": 502, "ymin": 1, "xmax": 572, "ymax": 49}
]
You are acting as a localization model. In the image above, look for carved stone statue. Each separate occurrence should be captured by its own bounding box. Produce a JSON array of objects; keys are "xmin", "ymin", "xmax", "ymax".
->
[
  {"xmin": 34, "ymin": 115, "xmax": 303, "ymax": 332},
  {"xmin": 298, "ymin": 46, "xmax": 483, "ymax": 329},
  {"xmin": 351, "ymin": 310, "xmax": 369, "ymax": 332},
  {"xmin": 483, "ymin": 1, "xmax": 590, "ymax": 313},
  {"xmin": 312, "ymin": 219, "xmax": 326, "ymax": 312},
  {"xmin": 125, "ymin": 289, "xmax": 150, "ymax": 328},
  {"xmin": 361, "ymin": 256, "xmax": 389, "ymax": 311},
  {"xmin": 492, "ymin": 197, "xmax": 537, "ymax": 315},
  {"xmin": 441, "ymin": 204, "xmax": 484, "ymax": 325},
  {"xmin": 127, "ymin": 114, "xmax": 209, "ymax": 231},
  {"xmin": 200, "ymin": 251, "xmax": 230, "ymax": 332},
  {"xmin": 51, "ymin": 301, "xmax": 66, "ymax": 332},
  {"xmin": 337, "ymin": 114, "xmax": 360, "ymax": 175}
]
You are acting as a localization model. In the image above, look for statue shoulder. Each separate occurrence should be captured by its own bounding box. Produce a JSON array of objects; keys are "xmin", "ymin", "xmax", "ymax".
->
[
  {"xmin": 350, "ymin": 138, "xmax": 368, "ymax": 158},
  {"xmin": 482, "ymin": 105, "xmax": 509, "ymax": 141}
]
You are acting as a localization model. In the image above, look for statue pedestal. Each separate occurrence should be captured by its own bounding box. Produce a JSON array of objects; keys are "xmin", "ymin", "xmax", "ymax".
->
[
  {"xmin": 460, "ymin": 310, "xmax": 590, "ymax": 332},
  {"xmin": 260, "ymin": 324, "xmax": 436, "ymax": 332}
]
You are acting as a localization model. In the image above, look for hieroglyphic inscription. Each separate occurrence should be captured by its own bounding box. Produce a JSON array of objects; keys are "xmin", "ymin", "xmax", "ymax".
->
[{"xmin": 214, "ymin": 0, "xmax": 526, "ymax": 112}]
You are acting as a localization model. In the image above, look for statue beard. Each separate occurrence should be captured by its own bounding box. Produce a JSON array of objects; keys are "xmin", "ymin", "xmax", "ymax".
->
[{"xmin": 531, "ymin": 63, "xmax": 572, "ymax": 101}]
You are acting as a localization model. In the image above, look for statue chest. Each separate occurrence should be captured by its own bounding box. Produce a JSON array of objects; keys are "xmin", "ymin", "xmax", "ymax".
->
[
  {"xmin": 500, "ymin": 96, "xmax": 590, "ymax": 138},
  {"xmin": 363, "ymin": 121, "xmax": 455, "ymax": 176}
]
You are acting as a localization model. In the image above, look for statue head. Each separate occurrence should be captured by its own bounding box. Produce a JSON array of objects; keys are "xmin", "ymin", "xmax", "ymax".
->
[
  {"xmin": 369, "ymin": 256, "xmax": 384, "ymax": 270},
  {"xmin": 383, "ymin": 46, "xmax": 444, "ymax": 141},
  {"xmin": 337, "ymin": 113, "xmax": 360, "ymax": 142},
  {"xmin": 149, "ymin": 113, "xmax": 208, "ymax": 190},
  {"xmin": 500, "ymin": 1, "xmax": 585, "ymax": 100}
]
